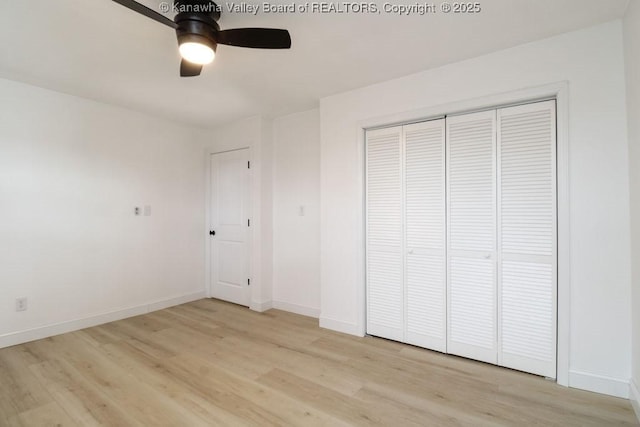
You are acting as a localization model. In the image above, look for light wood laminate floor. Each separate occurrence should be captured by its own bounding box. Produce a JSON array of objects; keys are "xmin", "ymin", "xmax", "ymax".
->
[{"xmin": 0, "ymin": 299, "xmax": 636, "ymax": 426}]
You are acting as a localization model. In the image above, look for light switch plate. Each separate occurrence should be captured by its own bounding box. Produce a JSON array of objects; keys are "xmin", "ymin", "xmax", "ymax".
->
[{"xmin": 16, "ymin": 298, "xmax": 27, "ymax": 312}]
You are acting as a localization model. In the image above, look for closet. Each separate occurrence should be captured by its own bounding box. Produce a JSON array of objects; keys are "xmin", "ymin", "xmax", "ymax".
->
[{"xmin": 365, "ymin": 100, "xmax": 557, "ymax": 378}]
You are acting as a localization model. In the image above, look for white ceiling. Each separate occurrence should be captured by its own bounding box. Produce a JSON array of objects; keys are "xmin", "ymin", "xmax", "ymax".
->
[{"xmin": 0, "ymin": 0, "xmax": 629, "ymax": 128}]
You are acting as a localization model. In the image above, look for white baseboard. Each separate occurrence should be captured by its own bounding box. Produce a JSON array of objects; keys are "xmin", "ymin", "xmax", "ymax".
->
[
  {"xmin": 630, "ymin": 379, "xmax": 640, "ymax": 422},
  {"xmin": 272, "ymin": 301, "xmax": 320, "ymax": 318},
  {"xmin": 250, "ymin": 300, "xmax": 273, "ymax": 312},
  {"xmin": 569, "ymin": 370, "xmax": 629, "ymax": 398},
  {"xmin": 319, "ymin": 316, "xmax": 363, "ymax": 336},
  {"xmin": 0, "ymin": 291, "xmax": 206, "ymax": 349},
  {"xmin": 147, "ymin": 291, "xmax": 207, "ymax": 312}
]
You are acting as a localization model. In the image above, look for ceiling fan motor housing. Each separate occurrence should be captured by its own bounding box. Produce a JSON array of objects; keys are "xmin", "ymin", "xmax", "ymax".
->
[
  {"xmin": 111, "ymin": 0, "xmax": 291, "ymax": 77},
  {"xmin": 174, "ymin": 0, "xmax": 221, "ymax": 52}
]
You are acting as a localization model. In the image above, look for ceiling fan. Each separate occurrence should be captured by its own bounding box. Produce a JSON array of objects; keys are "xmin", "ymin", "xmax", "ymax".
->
[{"xmin": 111, "ymin": 0, "xmax": 292, "ymax": 77}]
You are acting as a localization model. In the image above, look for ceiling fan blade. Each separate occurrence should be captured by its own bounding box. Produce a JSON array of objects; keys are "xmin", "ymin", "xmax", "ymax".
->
[
  {"xmin": 217, "ymin": 28, "xmax": 291, "ymax": 49},
  {"xmin": 180, "ymin": 60, "xmax": 203, "ymax": 77},
  {"xmin": 111, "ymin": 0, "xmax": 177, "ymax": 29}
]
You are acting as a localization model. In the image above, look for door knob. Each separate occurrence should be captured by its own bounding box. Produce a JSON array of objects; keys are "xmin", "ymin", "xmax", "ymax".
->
[{"xmin": 209, "ymin": 230, "xmax": 216, "ymax": 236}]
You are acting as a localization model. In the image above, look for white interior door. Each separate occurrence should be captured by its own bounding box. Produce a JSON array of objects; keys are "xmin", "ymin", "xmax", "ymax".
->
[
  {"xmin": 365, "ymin": 101, "xmax": 557, "ymax": 378},
  {"xmin": 446, "ymin": 110, "xmax": 498, "ymax": 364},
  {"xmin": 210, "ymin": 149, "xmax": 250, "ymax": 306},
  {"xmin": 497, "ymin": 100, "xmax": 557, "ymax": 378},
  {"xmin": 404, "ymin": 120, "xmax": 447, "ymax": 352},
  {"xmin": 366, "ymin": 126, "xmax": 404, "ymax": 341}
]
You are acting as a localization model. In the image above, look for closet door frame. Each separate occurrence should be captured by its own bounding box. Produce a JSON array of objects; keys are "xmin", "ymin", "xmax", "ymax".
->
[{"xmin": 358, "ymin": 82, "xmax": 570, "ymax": 386}]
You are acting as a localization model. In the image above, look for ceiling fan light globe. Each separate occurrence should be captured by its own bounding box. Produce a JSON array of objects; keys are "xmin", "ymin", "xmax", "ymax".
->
[{"xmin": 179, "ymin": 42, "xmax": 215, "ymax": 65}]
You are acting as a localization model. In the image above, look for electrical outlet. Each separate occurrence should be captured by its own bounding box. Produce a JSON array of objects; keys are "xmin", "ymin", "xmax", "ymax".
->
[
  {"xmin": 16, "ymin": 298, "xmax": 28, "ymax": 312},
  {"xmin": 134, "ymin": 207, "xmax": 141, "ymax": 216}
]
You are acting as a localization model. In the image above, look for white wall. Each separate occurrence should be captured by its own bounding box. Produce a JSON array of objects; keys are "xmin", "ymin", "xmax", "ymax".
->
[
  {"xmin": 0, "ymin": 78, "xmax": 206, "ymax": 347},
  {"xmin": 624, "ymin": 0, "xmax": 640, "ymax": 417},
  {"xmin": 204, "ymin": 109, "xmax": 321, "ymax": 317},
  {"xmin": 272, "ymin": 109, "xmax": 321, "ymax": 317},
  {"xmin": 320, "ymin": 21, "xmax": 631, "ymax": 397},
  {"xmin": 201, "ymin": 116, "xmax": 274, "ymax": 311},
  {"xmin": 261, "ymin": 118, "xmax": 274, "ymax": 307}
]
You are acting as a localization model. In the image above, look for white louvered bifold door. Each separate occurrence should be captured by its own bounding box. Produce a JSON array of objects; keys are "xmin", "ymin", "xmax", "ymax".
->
[
  {"xmin": 366, "ymin": 126, "xmax": 404, "ymax": 341},
  {"xmin": 497, "ymin": 100, "xmax": 557, "ymax": 378},
  {"xmin": 446, "ymin": 110, "xmax": 498, "ymax": 364},
  {"xmin": 404, "ymin": 120, "xmax": 446, "ymax": 352}
]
